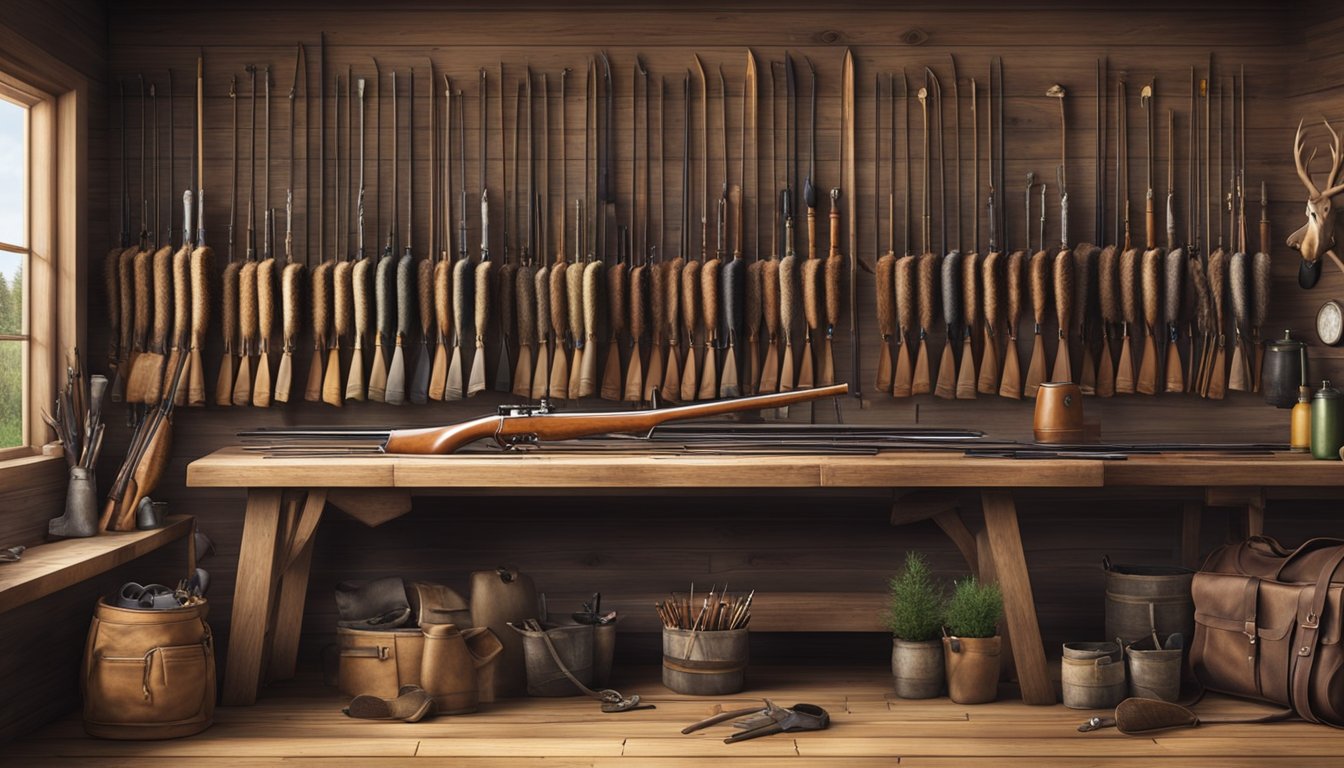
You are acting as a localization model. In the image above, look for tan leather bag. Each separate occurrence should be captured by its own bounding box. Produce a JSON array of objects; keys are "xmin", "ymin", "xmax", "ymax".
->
[
  {"xmin": 82, "ymin": 597, "xmax": 215, "ymax": 739},
  {"xmin": 1191, "ymin": 536, "xmax": 1344, "ymax": 726},
  {"xmin": 337, "ymin": 627, "xmax": 425, "ymax": 699}
]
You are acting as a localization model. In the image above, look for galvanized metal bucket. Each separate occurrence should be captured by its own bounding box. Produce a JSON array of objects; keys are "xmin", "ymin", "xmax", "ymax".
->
[
  {"xmin": 509, "ymin": 622, "xmax": 594, "ymax": 697},
  {"xmin": 1103, "ymin": 557, "xmax": 1194, "ymax": 646},
  {"xmin": 662, "ymin": 627, "xmax": 748, "ymax": 695},
  {"xmin": 1061, "ymin": 641, "xmax": 1126, "ymax": 710},
  {"xmin": 1126, "ymin": 633, "xmax": 1184, "ymax": 702}
]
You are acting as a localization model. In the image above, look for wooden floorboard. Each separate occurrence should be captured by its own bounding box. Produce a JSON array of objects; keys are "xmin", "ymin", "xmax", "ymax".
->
[{"xmin": 13, "ymin": 664, "xmax": 1343, "ymax": 764}]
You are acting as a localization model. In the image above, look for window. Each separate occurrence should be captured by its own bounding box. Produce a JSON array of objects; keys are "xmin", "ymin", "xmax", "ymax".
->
[{"xmin": 0, "ymin": 96, "xmax": 26, "ymax": 450}]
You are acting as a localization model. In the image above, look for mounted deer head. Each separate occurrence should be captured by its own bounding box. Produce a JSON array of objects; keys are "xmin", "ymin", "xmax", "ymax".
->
[{"xmin": 1289, "ymin": 118, "xmax": 1344, "ymax": 288}]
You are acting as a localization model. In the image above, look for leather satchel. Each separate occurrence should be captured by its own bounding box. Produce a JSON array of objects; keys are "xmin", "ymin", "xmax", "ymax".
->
[
  {"xmin": 1190, "ymin": 536, "xmax": 1344, "ymax": 726},
  {"xmin": 82, "ymin": 596, "xmax": 215, "ymax": 739}
]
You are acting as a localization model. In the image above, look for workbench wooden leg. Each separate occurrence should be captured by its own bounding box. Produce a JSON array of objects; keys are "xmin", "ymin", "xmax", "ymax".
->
[
  {"xmin": 980, "ymin": 490, "xmax": 1053, "ymax": 705},
  {"xmin": 268, "ymin": 489, "xmax": 326, "ymax": 682},
  {"xmin": 223, "ymin": 488, "xmax": 284, "ymax": 706},
  {"xmin": 1245, "ymin": 495, "xmax": 1265, "ymax": 538},
  {"xmin": 1181, "ymin": 503, "xmax": 1203, "ymax": 570}
]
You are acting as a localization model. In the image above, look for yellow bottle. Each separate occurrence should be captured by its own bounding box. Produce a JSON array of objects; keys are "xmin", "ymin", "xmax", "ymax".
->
[{"xmin": 1292, "ymin": 385, "xmax": 1313, "ymax": 452}]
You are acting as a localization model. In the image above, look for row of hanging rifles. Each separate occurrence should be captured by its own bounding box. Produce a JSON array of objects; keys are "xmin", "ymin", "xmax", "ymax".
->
[
  {"xmin": 103, "ymin": 48, "xmax": 1269, "ymax": 419},
  {"xmin": 876, "ymin": 55, "xmax": 1271, "ymax": 402}
]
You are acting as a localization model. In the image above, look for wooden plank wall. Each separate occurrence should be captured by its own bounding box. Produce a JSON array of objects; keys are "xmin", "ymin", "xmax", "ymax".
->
[{"xmin": 84, "ymin": 0, "xmax": 1344, "ymax": 685}]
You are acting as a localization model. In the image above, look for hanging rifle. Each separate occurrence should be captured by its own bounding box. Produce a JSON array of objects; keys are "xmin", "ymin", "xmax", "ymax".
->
[
  {"xmin": 720, "ymin": 61, "xmax": 748, "ymax": 399},
  {"xmin": 447, "ymin": 87, "xmax": 471, "ymax": 400},
  {"xmin": 326, "ymin": 72, "xmax": 352, "ymax": 407},
  {"xmin": 1253, "ymin": 180, "xmax": 1270, "ymax": 392},
  {"xmin": 304, "ymin": 39, "xmax": 329, "ymax": 403},
  {"xmin": 644, "ymin": 74, "xmax": 668, "ymax": 402},
  {"xmin": 137, "ymin": 79, "xmax": 172, "ymax": 405},
  {"xmin": 278, "ymin": 45, "xmax": 304, "ymax": 403},
  {"xmin": 579, "ymin": 58, "xmax": 606, "ymax": 399},
  {"xmin": 125, "ymin": 76, "xmax": 152, "ymax": 408},
  {"xmin": 679, "ymin": 59, "xmax": 705, "ymax": 401},
  {"xmin": 1205, "ymin": 77, "xmax": 1228, "ymax": 400},
  {"xmin": 187, "ymin": 54, "xmax": 213, "ymax": 407},
  {"xmin": 1114, "ymin": 76, "xmax": 1138, "ymax": 395},
  {"xmin": 253, "ymin": 67, "xmax": 276, "ymax": 407},
  {"xmin": 978, "ymin": 62, "xmax": 1003, "ymax": 396},
  {"xmin": 1046, "ymin": 83, "xmax": 1074, "ymax": 387},
  {"xmin": 1137, "ymin": 78, "xmax": 1161, "ymax": 395},
  {"xmin": 411, "ymin": 64, "xmax": 435, "ymax": 404},
  {"xmin": 1075, "ymin": 59, "xmax": 1104, "ymax": 397},
  {"xmin": 1228, "ymin": 70, "xmax": 1250, "ymax": 394},
  {"xmin": 894, "ymin": 70, "xmax": 915, "ymax": 398},
  {"xmin": 102, "ymin": 345, "xmax": 188, "ymax": 531},
  {"xmin": 348, "ymin": 71, "xmax": 372, "ymax": 401},
  {"xmin": 166, "ymin": 70, "xmax": 192, "ymax": 407},
  {"xmin": 568, "ymin": 70, "xmax": 591, "ymax": 400},
  {"xmin": 913, "ymin": 74, "xmax": 934, "ymax": 397},
  {"xmin": 696, "ymin": 65, "xmax": 726, "ymax": 401},
  {"xmin": 432, "ymin": 74, "xmax": 454, "ymax": 400},
  {"xmin": 742, "ymin": 50, "xmax": 760, "ymax": 396},
  {"xmin": 549, "ymin": 69, "xmax": 572, "ymax": 400},
  {"xmin": 386, "ymin": 68, "xmax": 418, "ymax": 404},
  {"xmin": 1096, "ymin": 75, "xmax": 1119, "ymax": 398},
  {"xmin": 369, "ymin": 71, "xmax": 396, "ymax": 401},
  {"xmin": 1023, "ymin": 173, "xmax": 1048, "ymax": 399},
  {"xmin": 759, "ymin": 62, "xmax": 782, "ymax": 395},
  {"xmin": 957, "ymin": 63, "xmax": 981, "ymax": 400},
  {"xmin": 839, "ymin": 47, "xmax": 857, "ymax": 397},
  {"xmin": 999, "ymin": 171, "xmax": 1027, "ymax": 400},
  {"xmin": 626, "ymin": 59, "xmax": 650, "ymax": 402},
  {"xmin": 530, "ymin": 72, "xmax": 552, "ymax": 401},
  {"xmin": 234, "ymin": 66, "xmax": 260, "ymax": 407},
  {"xmin": 602, "ymin": 58, "xmax": 629, "ymax": 402},
  {"xmin": 517, "ymin": 72, "xmax": 539, "ymax": 399},
  {"xmin": 106, "ymin": 79, "xmax": 129, "ymax": 402},
  {"xmin": 470, "ymin": 68, "xmax": 494, "ymax": 398},
  {"xmin": 798, "ymin": 55, "xmax": 820, "ymax": 392},
  {"xmin": 496, "ymin": 68, "xmax": 518, "ymax": 396},
  {"xmin": 775, "ymin": 64, "xmax": 797, "ymax": 395},
  {"xmin": 1164, "ymin": 105, "xmax": 1186, "ymax": 394},
  {"xmin": 876, "ymin": 73, "xmax": 896, "ymax": 395},
  {"xmin": 218, "ymin": 73, "xmax": 241, "ymax": 406},
  {"xmin": 933, "ymin": 66, "xmax": 962, "ymax": 401}
]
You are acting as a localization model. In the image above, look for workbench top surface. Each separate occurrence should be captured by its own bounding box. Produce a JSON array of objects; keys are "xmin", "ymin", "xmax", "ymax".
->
[{"xmin": 186, "ymin": 446, "xmax": 1344, "ymax": 489}]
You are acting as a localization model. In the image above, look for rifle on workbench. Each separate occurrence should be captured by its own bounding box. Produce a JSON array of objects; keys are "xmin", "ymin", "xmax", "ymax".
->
[{"xmin": 382, "ymin": 383, "xmax": 848, "ymax": 454}]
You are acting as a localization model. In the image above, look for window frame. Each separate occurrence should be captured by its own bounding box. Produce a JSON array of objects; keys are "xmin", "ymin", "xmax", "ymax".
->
[
  {"xmin": 0, "ymin": 90, "xmax": 32, "ymax": 457},
  {"xmin": 0, "ymin": 53, "xmax": 86, "ymax": 471}
]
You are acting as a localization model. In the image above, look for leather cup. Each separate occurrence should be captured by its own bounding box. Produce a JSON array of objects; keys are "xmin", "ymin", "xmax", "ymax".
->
[{"xmin": 1033, "ymin": 381, "xmax": 1084, "ymax": 444}]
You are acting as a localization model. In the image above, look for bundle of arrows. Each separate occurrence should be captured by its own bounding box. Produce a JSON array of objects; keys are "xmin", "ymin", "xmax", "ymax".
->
[{"xmin": 657, "ymin": 586, "xmax": 753, "ymax": 631}]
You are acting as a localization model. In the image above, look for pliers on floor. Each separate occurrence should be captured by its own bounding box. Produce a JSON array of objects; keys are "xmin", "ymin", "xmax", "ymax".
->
[{"xmin": 681, "ymin": 699, "xmax": 831, "ymax": 743}]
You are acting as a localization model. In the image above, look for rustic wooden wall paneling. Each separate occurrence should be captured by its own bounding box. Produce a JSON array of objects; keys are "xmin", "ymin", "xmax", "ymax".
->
[{"xmin": 89, "ymin": 2, "xmax": 1344, "ymax": 687}]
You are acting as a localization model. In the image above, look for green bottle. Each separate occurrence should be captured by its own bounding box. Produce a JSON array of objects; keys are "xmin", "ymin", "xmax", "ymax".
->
[{"xmin": 1312, "ymin": 380, "xmax": 1344, "ymax": 460}]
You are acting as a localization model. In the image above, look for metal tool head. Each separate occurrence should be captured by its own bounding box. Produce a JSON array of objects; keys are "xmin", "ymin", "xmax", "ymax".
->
[{"xmin": 1046, "ymin": 83, "xmax": 1066, "ymax": 100}]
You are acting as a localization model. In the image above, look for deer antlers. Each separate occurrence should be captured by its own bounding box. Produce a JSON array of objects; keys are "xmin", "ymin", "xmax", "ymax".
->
[{"xmin": 1296, "ymin": 118, "xmax": 1344, "ymax": 201}]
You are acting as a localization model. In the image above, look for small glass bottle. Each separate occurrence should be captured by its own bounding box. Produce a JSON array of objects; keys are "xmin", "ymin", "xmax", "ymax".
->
[{"xmin": 1291, "ymin": 385, "xmax": 1312, "ymax": 452}]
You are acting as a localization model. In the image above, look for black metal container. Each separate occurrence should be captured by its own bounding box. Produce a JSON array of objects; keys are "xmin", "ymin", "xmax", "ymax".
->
[{"xmin": 1263, "ymin": 331, "xmax": 1308, "ymax": 408}]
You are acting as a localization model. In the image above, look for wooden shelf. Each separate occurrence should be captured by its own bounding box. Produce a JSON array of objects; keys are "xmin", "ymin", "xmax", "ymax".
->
[{"xmin": 0, "ymin": 515, "xmax": 192, "ymax": 615}]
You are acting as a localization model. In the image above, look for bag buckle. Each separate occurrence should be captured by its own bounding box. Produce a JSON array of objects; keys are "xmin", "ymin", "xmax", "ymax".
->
[
  {"xmin": 1243, "ymin": 621, "xmax": 1257, "ymax": 642},
  {"xmin": 378, "ymin": 645, "xmax": 390, "ymax": 660},
  {"xmin": 1303, "ymin": 611, "xmax": 1319, "ymax": 630}
]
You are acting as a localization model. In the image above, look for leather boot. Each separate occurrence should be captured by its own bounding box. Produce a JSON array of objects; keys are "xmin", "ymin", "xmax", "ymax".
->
[
  {"xmin": 420, "ymin": 624, "xmax": 477, "ymax": 714},
  {"xmin": 465, "ymin": 626, "xmax": 505, "ymax": 704}
]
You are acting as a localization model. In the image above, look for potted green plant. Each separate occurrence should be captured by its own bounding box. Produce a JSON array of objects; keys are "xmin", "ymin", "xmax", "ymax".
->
[
  {"xmin": 941, "ymin": 577, "xmax": 1004, "ymax": 704},
  {"xmin": 885, "ymin": 552, "xmax": 946, "ymax": 699}
]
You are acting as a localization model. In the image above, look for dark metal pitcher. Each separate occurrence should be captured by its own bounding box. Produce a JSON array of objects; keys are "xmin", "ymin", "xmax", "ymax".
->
[{"xmin": 1263, "ymin": 331, "xmax": 1308, "ymax": 409}]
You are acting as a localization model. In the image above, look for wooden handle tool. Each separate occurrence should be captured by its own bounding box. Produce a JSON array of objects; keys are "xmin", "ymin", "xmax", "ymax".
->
[{"xmin": 1023, "ymin": 250, "xmax": 1049, "ymax": 397}]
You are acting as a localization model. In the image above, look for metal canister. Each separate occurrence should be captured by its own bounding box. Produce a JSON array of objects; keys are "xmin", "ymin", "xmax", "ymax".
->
[
  {"xmin": 1263, "ymin": 331, "xmax": 1308, "ymax": 408},
  {"xmin": 1312, "ymin": 380, "xmax": 1344, "ymax": 460}
]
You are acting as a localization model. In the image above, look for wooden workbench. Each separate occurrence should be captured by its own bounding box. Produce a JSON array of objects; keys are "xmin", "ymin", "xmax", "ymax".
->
[{"xmin": 186, "ymin": 447, "xmax": 1344, "ymax": 707}]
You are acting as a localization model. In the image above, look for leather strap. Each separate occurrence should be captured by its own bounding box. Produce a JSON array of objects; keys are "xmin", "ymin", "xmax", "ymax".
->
[
  {"xmin": 1290, "ymin": 547, "xmax": 1344, "ymax": 724},
  {"xmin": 1241, "ymin": 576, "xmax": 1262, "ymax": 698},
  {"xmin": 532, "ymin": 624, "xmax": 649, "ymax": 713}
]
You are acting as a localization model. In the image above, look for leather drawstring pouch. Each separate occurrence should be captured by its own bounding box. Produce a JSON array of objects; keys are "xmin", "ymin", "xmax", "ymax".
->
[{"xmin": 82, "ymin": 596, "xmax": 215, "ymax": 739}]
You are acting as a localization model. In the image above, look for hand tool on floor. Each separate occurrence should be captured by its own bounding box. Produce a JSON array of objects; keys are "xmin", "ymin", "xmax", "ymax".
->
[{"xmin": 683, "ymin": 699, "xmax": 830, "ymax": 743}]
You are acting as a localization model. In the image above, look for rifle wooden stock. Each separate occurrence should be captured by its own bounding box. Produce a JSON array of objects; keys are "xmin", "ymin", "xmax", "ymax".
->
[{"xmin": 383, "ymin": 383, "xmax": 847, "ymax": 455}]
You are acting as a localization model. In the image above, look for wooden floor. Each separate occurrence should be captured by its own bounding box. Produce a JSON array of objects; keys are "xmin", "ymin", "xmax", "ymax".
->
[{"xmin": 12, "ymin": 664, "xmax": 1344, "ymax": 766}]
